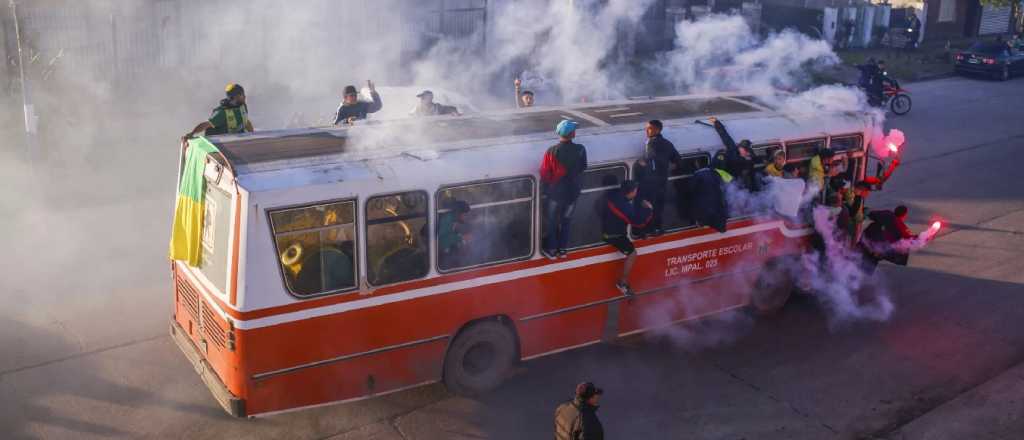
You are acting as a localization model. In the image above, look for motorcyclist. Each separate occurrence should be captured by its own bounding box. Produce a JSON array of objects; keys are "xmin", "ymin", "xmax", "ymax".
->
[{"xmin": 857, "ymin": 59, "xmax": 890, "ymax": 107}]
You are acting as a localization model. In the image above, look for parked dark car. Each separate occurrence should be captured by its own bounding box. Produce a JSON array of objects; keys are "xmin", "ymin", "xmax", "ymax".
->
[{"xmin": 954, "ymin": 41, "xmax": 1024, "ymax": 81}]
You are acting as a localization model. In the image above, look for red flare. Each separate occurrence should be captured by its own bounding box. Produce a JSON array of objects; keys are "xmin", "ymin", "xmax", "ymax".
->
[
  {"xmin": 888, "ymin": 142, "xmax": 899, "ymax": 153},
  {"xmin": 930, "ymin": 221, "xmax": 941, "ymax": 231}
]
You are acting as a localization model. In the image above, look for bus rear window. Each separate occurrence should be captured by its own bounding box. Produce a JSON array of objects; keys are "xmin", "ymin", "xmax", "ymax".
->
[
  {"xmin": 199, "ymin": 183, "xmax": 231, "ymax": 293},
  {"xmin": 270, "ymin": 200, "xmax": 358, "ymax": 297}
]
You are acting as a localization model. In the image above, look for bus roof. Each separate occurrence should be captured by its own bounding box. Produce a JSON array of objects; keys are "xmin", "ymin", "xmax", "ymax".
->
[{"xmin": 206, "ymin": 93, "xmax": 873, "ymax": 194}]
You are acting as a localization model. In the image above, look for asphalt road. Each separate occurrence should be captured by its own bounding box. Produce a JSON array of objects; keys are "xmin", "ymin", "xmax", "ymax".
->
[{"xmin": 1, "ymin": 75, "xmax": 1023, "ymax": 440}]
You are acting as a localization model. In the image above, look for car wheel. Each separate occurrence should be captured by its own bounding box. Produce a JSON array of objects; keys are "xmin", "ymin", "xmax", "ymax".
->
[{"xmin": 443, "ymin": 320, "xmax": 517, "ymax": 395}]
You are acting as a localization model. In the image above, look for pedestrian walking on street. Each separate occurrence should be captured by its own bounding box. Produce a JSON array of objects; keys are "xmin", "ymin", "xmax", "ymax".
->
[{"xmin": 554, "ymin": 382, "xmax": 605, "ymax": 440}]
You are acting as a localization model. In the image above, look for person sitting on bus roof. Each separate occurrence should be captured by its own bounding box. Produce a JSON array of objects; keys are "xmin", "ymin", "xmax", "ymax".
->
[
  {"xmin": 633, "ymin": 120, "xmax": 680, "ymax": 238},
  {"xmin": 764, "ymin": 149, "xmax": 786, "ymax": 177},
  {"xmin": 709, "ymin": 117, "xmax": 761, "ymax": 192},
  {"xmin": 602, "ymin": 180, "xmax": 652, "ymax": 296},
  {"xmin": 514, "ymin": 78, "xmax": 535, "ymax": 108},
  {"xmin": 540, "ymin": 120, "xmax": 588, "ymax": 259},
  {"xmin": 334, "ymin": 81, "xmax": 383, "ymax": 125},
  {"xmin": 438, "ymin": 200, "xmax": 471, "ymax": 258},
  {"xmin": 410, "ymin": 90, "xmax": 461, "ymax": 117},
  {"xmin": 182, "ymin": 83, "xmax": 253, "ymax": 142}
]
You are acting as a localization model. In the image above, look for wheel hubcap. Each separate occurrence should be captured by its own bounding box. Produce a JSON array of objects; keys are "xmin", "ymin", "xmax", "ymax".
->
[{"xmin": 463, "ymin": 342, "xmax": 496, "ymax": 376}]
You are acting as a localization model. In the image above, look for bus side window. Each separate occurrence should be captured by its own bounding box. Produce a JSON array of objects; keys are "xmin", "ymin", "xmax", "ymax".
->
[
  {"xmin": 753, "ymin": 143, "xmax": 782, "ymax": 172},
  {"xmin": 436, "ymin": 177, "xmax": 534, "ymax": 272},
  {"xmin": 366, "ymin": 191, "xmax": 429, "ymax": 286},
  {"xmin": 269, "ymin": 200, "xmax": 358, "ymax": 297},
  {"xmin": 562, "ymin": 164, "xmax": 628, "ymax": 250},
  {"xmin": 662, "ymin": 153, "xmax": 710, "ymax": 231},
  {"xmin": 784, "ymin": 138, "xmax": 827, "ymax": 183},
  {"xmin": 829, "ymin": 134, "xmax": 862, "ymax": 153}
]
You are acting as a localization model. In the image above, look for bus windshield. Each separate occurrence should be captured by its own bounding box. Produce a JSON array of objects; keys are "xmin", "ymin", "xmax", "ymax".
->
[{"xmin": 198, "ymin": 180, "xmax": 231, "ymax": 292}]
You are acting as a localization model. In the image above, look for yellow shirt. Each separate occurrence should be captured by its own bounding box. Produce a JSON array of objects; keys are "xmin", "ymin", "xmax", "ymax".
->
[
  {"xmin": 807, "ymin": 156, "xmax": 825, "ymax": 190},
  {"xmin": 764, "ymin": 163, "xmax": 783, "ymax": 177}
]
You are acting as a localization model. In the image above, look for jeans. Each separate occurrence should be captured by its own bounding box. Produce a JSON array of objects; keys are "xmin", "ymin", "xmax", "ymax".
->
[
  {"xmin": 637, "ymin": 185, "xmax": 666, "ymax": 234},
  {"xmin": 543, "ymin": 197, "xmax": 576, "ymax": 252}
]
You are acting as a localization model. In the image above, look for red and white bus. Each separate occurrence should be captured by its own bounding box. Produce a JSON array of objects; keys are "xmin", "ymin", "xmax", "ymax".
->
[{"xmin": 170, "ymin": 93, "xmax": 876, "ymax": 416}]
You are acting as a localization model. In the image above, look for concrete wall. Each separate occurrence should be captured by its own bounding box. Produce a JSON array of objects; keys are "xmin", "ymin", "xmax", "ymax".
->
[{"xmin": 923, "ymin": 0, "xmax": 972, "ymax": 41}]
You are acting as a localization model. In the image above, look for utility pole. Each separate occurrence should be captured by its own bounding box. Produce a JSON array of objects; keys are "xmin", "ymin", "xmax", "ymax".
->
[{"xmin": 9, "ymin": 0, "xmax": 36, "ymax": 163}]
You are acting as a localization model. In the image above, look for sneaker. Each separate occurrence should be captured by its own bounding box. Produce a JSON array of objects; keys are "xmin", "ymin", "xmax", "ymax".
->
[
  {"xmin": 541, "ymin": 249, "xmax": 558, "ymax": 260},
  {"xmin": 615, "ymin": 281, "xmax": 634, "ymax": 296},
  {"xmin": 557, "ymin": 249, "xmax": 568, "ymax": 259}
]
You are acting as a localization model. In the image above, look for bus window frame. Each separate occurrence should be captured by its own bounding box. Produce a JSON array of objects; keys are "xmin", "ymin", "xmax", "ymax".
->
[
  {"xmin": 364, "ymin": 189, "xmax": 432, "ymax": 288},
  {"xmin": 827, "ymin": 133, "xmax": 864, "ymax": 154},
  {"xmin": 563, "ymin": 162, "xmax": 629, "ymax": 252},
  {"xmin": 782, "ymin": 136, "xmax": 828, "ymax": 163},
  {"xmin": 752, "ymin": 142, "xmax": 783, "ymax": 170},
  {"xmin": 661, "ymin": 151, "xmax": 712, "ymax": 233},
  {"xmin": 266, "ymin": 197, "xmax": 361, "ymax": 300},
  {"xmin": 435, "ymin": 175, "xmax": 536, "ymax": 275}
]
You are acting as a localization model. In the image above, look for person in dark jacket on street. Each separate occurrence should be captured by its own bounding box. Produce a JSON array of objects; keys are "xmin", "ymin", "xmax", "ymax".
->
[
  {"xmin": 709, "ymin": 116, "xmax": 760, "ymax": 192},
  {"xmin": 334, "ymin": 81, "xmax": 383, "ymax": 125},
  {"xmin": 632, "ymin": 120, "xmax": 680, "ymax": 237},
  {"xmin": 541, "ymin": 120, "xmax": 588, "ymax": 259},
  {"xmin": 602, "ymin": 180, "xmax": 652, "ymax": 295},
  {"xmin": 554, "ymin": 382, "xmax": 605, "ymax": 440}
]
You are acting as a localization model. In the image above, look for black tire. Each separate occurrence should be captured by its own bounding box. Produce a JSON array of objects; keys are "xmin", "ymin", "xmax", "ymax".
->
[
  {"xmin": 750, "ymin": 259, "xmax": 795, "ymax": 315},
  {"xmin": 443, "ymin": 320, "xmax": 517, "ymax": 395},
  {"xmin": 890, "ymin": 94, "xmax": 912, "ymax": 115}
]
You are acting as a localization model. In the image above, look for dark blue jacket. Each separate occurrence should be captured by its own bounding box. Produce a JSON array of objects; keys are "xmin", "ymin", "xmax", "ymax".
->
[
  {"xmin": 602, "ymin": 190, "xmax": 652, "ymax": 236},
  {"xmin": 685, "ymin": 168, "xmax": 729, "ymax": 233},
  {"xmin": 634, "ymin": 134, "xmax": 680, "ymax": 190},
  {"xmin": 334, "ymin": 91, "xmax": 383, "ymax": 124}
]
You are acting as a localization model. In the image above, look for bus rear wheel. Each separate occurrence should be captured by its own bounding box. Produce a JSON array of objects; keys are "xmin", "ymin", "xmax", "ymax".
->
[
  {"xmin": 443, "ymin": 320, "xmax": 517, "ymax": 395},
  {"xmin": 750, "ymin": 259, "xmax": 796, "ymax": 315}
]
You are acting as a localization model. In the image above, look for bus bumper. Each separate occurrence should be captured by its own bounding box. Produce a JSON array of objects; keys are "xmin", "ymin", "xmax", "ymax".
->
[{"xmin": 170, "ymin": 319, "xmax": 246, "ymax": 417}]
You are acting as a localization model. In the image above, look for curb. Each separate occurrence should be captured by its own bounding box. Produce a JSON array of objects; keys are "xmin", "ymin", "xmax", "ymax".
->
[{"xmin": 907, "ymin": 72, "xmax": 955, "ymax": 83}]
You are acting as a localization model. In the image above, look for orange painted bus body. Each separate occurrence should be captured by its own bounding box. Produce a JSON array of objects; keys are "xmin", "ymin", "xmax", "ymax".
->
[{"xmin": 176, "ymin": 216, "xmax": 808, "ymax": 415}]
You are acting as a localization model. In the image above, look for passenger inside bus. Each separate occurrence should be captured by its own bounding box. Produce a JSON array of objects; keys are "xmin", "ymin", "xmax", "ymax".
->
[
  {"xmin": 438, "ymin": 200, "xmax": 472, "ymax": 266},
  {"xmin": 272, "ymin": 201, "xmax": 357, "ymax": 296},
  {"xmin": 764, "ymin": 149, "xmax": 786, "ymax": 177},
  {"xmin": 366, "ymin": 192, "xmax": 430, "ymax": 286}
]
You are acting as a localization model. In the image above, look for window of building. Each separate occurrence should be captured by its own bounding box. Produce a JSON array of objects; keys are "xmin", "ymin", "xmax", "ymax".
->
[
  {"xmin": 436, "ymin": 177, "xmax": 534, "ymax": 272},
  {"xmin": 938, "ymin": 0, "xmax": 955, "ymax": 23},
  {"xmin": 269, "ymin": 200, "xmax": 358, "ymax": 297},
  {"xmin": 366, "ymin": 191, "xmax": 429, "ymax": 286},
  {"xmin": 559, "ymin": 164, "xmax": 629, "ymax": 250},
  {"xmin": 663, "ymin": 153, "xmax": 711, "ymax": 231}
]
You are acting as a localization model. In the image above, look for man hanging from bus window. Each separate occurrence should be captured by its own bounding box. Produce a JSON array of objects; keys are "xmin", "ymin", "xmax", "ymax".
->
[
  {"xmin": 764, "ymin": 149, "xmax": 786, "ymax": 177},
  {"xmin": 602, "ymin": 180, "xmax": 652, "ymax": 295},
  {"xmin": 182, "ymin": 83, "xmax": 253, "ymax": 142},
  {"xmin": 438, "ymin": 200, "xmax": 471, "ymax": 264},
  {"xmin": 409, "ymin": 90, "xmax": 461, "ymax": 116},
  {"xmin": 540, "ymin": 120, "xmax": 588, "ymax": 259},
  {"xmin": 708, "ymin": 117, "xmax": 760, "ymax": 192},
  {"xmin": 807, "ymin": 148, "xmax": 835, "ymax": 193},
  {"xmin": 334, "ymin": 80, "xmax": 383, "ymax": 125},
  {"xmin": 847, "ymin": 179, "xmax": 876, "ymax": 244},
  {"xmin": 633, "ymin": 120, "xmax": 680, "ymax": 238},
  {"xmin": 684, "ymin": 152, "xmax": 731, "ymax": 233},
  {"xmin": 554, "ymin": 382, "xmax": 605, "ymax": 440},
  {"xmin": 514, "ymin": 78, "xmax": 535, "ymax": 108}
]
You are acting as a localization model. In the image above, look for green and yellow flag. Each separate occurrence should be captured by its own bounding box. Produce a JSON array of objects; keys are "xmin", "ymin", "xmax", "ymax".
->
[{"xmin": 169, "ymin": 137, "xmax": 220, "ymax": 266}]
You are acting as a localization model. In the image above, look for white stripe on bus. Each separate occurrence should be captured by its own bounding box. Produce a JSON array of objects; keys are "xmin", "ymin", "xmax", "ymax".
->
[{"xmin": 229, "ymin": 221, "xmax": 811, "ymax": 330}]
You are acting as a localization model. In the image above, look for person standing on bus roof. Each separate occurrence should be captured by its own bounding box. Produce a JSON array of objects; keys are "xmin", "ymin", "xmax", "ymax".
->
[
  {"xmin": 540, "ymin": 120, "xmax": 588, "ymax": 259},
  {"xmin": 334, "ymin": 81, "xmax": 383, "ymax": 125},
  {"xmin": 633, "ymin": 120, "xmax": 680, "ymax": 238},
  {"xmin": 182, "ymin": 83, "xmax": 253, "ymax": 142},
  {"xmin": 554, "ymin": 382, "xmax": 605, "ymax": 440},
  {"xmin": 514, "ymin": 78, "xmax": 535, "ymax": 108},
  {"xmin": 708, "ymin": 117, "xmax": 760, "ymax": 192},
  {"xmin": 602, "ymin": 180, "xmax": 652, "ymax": 295}
]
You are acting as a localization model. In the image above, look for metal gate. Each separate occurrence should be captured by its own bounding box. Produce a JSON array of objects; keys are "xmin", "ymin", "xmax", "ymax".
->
[{"xmin": 979, "ymin": 5, "xmax": 1012, "ymax": 35}]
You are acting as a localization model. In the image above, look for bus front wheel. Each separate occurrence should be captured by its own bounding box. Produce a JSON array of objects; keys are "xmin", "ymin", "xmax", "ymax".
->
[
  {"xmin": 751, "ymin": 259, "xmax": 796, "ymax": 315},
  {"xmin": 443, "ymin": 320, "xmax": 517, "ymax": 395}
]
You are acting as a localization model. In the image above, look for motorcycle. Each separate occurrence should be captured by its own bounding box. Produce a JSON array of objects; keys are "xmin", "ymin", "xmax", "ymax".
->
[{"xmin": 881, "ymin": 79, "xmax": 912, "ymax": 116}]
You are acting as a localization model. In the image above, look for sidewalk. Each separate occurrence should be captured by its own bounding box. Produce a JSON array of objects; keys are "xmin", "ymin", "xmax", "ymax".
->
[{"xmin": 882, "ymin": 358, "xmax": 1024, "ymax": 440}]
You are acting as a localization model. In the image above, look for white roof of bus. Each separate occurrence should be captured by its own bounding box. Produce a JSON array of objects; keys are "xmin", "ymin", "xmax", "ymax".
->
[{"xmin": 208, "ymin": 93, "xmax": 873, "ymax": 194}]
